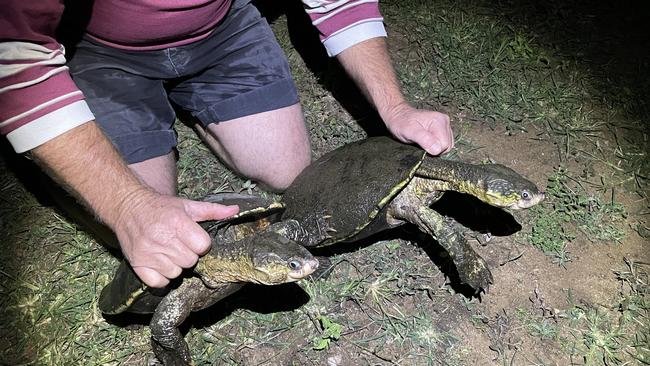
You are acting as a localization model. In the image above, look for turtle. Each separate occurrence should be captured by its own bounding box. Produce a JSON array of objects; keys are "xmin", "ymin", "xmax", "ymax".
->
[
  {"xmin": 98, "ymin": 193, "xmax": 319, "ymax": 366},
  {"xmin": 275, "ymin": 136, "xmax": 545, "ymax": 292}
]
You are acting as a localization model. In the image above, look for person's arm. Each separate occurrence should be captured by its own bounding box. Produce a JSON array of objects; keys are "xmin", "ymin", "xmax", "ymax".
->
[
  {"xmin": 1, "ymin": 2, "xmax": 239, "ymax": 288},
  {"xmin": 301, "ymin": 0, "xmax": 453, "ymax": 155},
  {"xmin": 31, "ymin": 122, "xmax": 239, "ymax": 288},
  {"xmin": 336, "ymin": 38, "xmax": 453, "ymax": 155}
]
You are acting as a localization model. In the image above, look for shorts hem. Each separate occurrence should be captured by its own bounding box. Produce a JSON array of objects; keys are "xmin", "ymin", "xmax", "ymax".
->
[
  {"xmin": 111, "ymin": 130, "xmax": 177, "ymax": 164},
  {"xmin": 195, "ymin": 78, "xmax": 299, "ymax": 124}
]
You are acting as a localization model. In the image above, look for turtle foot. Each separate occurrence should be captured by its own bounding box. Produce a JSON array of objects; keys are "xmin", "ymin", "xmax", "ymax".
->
[
  {"xmin": 151, "ymin": 338, "xmax": 193, "ymax": 366},
  {"xmin": 277, "ymin": 215, "xmax": 335, "ymax": 247},
  {"xmin": 317, "ymin": 214, "xmax": 336, "ymax": 242},
  {"xmin": 456, "ymin": 257, "xmax": 494, "ymax": 294},
  {"xmin": 148, "ymin": 356, "xmax": 162, "ymax": 366},
  {"xmin": 475, "ymin": 232, "xmax": 493, "ymax": 246},
  {"xmin": 301, "ymin": 212, "xmax": 336, "ymax": 246}
]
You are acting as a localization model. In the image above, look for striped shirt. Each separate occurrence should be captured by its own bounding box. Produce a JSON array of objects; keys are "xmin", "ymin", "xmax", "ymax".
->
[{"xmin": 0, "ymin": 0, "xmax": 386, "ymax": 153}]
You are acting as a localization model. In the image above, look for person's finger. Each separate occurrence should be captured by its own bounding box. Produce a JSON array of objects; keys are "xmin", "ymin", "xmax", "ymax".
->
[
  {"xmin": 428, "ymin": 113, "xmax": 453, "ymax": 154},
  {"xmin": 184, "ymin": 200, "xmax": 239, "ymax": 222},
  {"xmin": 446, "ymin": 119, "xmax": 455, "ymax": 152},
  {"xmin": 403, "ymin": 122, "xmax": 445, "ymax": 155},
  {"xmin": 150, "ymin": 254, "xmax": 184, "ymax": 279},
  {"xmin": 164, "ymin": 240, "xmax": 200, "ymax": 268},
  {"xmin": 177, "ymin": 220, "xmax": 213, "ymax": 255},
  {"xmin": 424, "ymin": 140, "xmax": 445, "ymax": 156},
  {"xmin": 133, "ymin": 266, "xmax": 169, "ymax": 288},
  {"xmin": 417, "ymin": 133, "xmax": 445, "ymax": 155}
]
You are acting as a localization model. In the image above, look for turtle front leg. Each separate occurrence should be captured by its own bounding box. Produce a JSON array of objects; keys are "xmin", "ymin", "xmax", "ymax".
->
[
  {"xmin": 392, "ymin": 205, "xmax": 493, "ymax": 293},
  {"xmin": 269, "ymin": 217, "xmax": 334, "ymax": 247},
  {"xmin": 417, "ymin": 206, "xmax": 493, "ymax": 291},
  {"xmin": 150, "ymin": 278, "xmax": 202, "ymax": 366}
]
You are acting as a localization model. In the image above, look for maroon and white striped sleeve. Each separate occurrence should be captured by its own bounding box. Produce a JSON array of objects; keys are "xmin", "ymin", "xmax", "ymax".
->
[
  {"xmin": 1, "ymin": 2, "xmax": 94, "ymax": 153},
  {"xmin": 302, "ymin": 0, "xmax": 387, "ymax": 56}
]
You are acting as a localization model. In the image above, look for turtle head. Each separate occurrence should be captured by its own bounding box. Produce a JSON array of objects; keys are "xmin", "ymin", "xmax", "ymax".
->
[
  {"xmin": 480, "ymin": 164, "xmax": 545, "ymax": 209},
  {"xmin": 248, "ymin": 231, "xmax": 319, "ymax": 284},
  {"xmin": 196, "ymin": 230, "xmax": 318, "ymax": 287}
]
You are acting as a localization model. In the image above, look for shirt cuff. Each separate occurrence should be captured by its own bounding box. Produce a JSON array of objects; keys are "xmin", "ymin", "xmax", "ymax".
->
[
  {"xmin": 7, "ymin": 100, "xmax": 94, "ymax": 153},
  {"xmin": 322, "ymin": 19, "xmax": 387, "ymax": 56}
]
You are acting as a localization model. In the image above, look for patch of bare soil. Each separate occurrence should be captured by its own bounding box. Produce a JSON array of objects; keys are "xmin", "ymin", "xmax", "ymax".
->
[{"xmin": 438, "ymin": 121, "xmax": 649, "ymax": 365}]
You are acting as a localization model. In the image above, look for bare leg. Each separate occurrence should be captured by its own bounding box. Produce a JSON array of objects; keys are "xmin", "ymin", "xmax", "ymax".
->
[
  {"xmin": 128, "ymin": 151, "xmax": 178, "ymax": 195},
  {"xmin": 196, "ymin": 103, "xmax": 311, "ymax": 192}
]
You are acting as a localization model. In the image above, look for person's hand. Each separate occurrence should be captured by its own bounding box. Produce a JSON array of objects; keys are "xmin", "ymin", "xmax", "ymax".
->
[
  {"xmin": 113, "ymin": 190, "xmax": 239, "ymax": 288},
  {"xmin": 382, "ymin": 102, "xmax": 454, "ymax": 156}
]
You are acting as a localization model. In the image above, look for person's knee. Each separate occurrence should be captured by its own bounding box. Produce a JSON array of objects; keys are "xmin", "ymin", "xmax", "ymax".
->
[
  {"xmin": 256, "ymin": 149, "xmax": 311, "ymax": 192},
  {"xmin": 202, "ymin": 103, "xmax": 311, "ymax": 192}
]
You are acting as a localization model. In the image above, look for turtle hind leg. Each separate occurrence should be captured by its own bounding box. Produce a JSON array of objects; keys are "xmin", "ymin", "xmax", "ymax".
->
[{"xmin": 150, "ymin": 278, "xmax": 202, "ymax": 366}]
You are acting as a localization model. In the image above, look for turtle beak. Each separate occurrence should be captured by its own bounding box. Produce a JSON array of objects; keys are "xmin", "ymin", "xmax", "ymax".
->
[
  {"xmin": 511, "ymin": 192, "xmax": 545, "ymax": 209},
  {"xmin": 525, "ymin": 192, "xmax": 545, "ymax": 208},
  {"xmin": 288, "ymin": 258, "xmax": 319, "ymax": 280}
]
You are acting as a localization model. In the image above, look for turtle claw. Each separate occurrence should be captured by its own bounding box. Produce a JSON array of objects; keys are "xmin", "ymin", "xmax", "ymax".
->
[
  {"xmin": 311, "ymin": 213, "xmax": 337, "ymax": 244},
  {"xmin": 474, "ymin": 279, "xmax": 492, "ymax": 296},
  {"xmin": 476, "ymin": 232, "xmax": 493, "ymax": 246}
]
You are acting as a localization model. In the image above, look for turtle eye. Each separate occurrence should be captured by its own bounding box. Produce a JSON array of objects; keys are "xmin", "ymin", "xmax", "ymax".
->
[
  {"xmin": 288, "ymin": 260, "xmax": 302, "ymax": 270},
  {"xmin": 521, "ymin": 190, "xmax": 531, "ymax": 200}
]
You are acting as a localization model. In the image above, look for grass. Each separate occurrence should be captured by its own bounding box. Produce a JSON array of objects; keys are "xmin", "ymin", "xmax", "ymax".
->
[
  {"xmin": 527, "ymin": 166, "xmax": 628, "ymax": 265},
  {"xmin": 510, "ymin": 259, "xmax": 649, "ymax": 366},
  {"xmin": 562, "ymin": 260, "xmax": 649, "ymax": 365},
  {"xmin": 613, "ymin": 259, "xmax": 650, "ymax": 364},
  {"xmin": 569, "ymin": 307, "xmax": 627, "ymax": 365},
  {"xmin": 0, "ymin": 200, "xmax": 139, "ymax": 365},
  {"xmin": 386, "ymin": 0, "xmax": 590, "ymax": 134},
  {"xmin": 1, "ymin": 0, "xmax": 649, "ymax": 365},
  {"xmin": 311, "ymin": 315, "xmax": 343, "ymax": 350}
]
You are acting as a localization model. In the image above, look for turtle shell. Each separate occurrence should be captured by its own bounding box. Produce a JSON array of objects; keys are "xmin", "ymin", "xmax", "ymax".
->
[
  {"xmin": 282, "ymin": 136, "xmax": 426, "ymax": 246},
  {"xmin": 98, "ymin": 193, "xmax": 284, "ymax": 315}
]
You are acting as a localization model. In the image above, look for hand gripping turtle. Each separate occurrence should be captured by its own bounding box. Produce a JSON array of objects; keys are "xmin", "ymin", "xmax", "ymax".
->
[{"xmin": 98, "ymin": 194, "xmax": 319, "ymax": 366}]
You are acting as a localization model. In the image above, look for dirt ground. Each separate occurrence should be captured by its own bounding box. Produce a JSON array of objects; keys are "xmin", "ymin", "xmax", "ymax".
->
[{"xmin": 448, "ymin": 124, "xmax": 648, "ymax": 365}]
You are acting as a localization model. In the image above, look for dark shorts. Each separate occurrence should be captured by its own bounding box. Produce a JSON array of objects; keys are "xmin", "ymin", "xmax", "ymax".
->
[{"xmin": 68, "ymin": 0, "xmax": 299, "ymax": 164}]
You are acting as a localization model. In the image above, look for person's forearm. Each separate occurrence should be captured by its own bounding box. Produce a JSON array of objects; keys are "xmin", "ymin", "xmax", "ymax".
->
[
  {"xmin": 30, "ymin": 120, "xmax": 241, "ymax": 288},
  {"xmin": 336, "ymin": 37, "xmax": 408, "ymax": 119},
  {"xmin": 336, "ymin": 37, "xmax": 453, "ymax": 155},
  {"xmin": 31, "ymin": 121, "xmax": 151, "ymax": 230}
]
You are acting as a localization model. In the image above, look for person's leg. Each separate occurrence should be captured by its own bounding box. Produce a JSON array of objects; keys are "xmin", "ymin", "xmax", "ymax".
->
[
  {"xmin": 68, "ymin": 39, "xmax": 180, "ymax": 195},
  {"xmin": 128, "ymin": 152, "xmax": 178, "ymax": 195},
  {"xmin": 195, "ymin": 103, "xmax": 310, "ymax": 192},
  {"xmin": 168, "ymin": 0, "xmax": 310, "ymax": 192}
]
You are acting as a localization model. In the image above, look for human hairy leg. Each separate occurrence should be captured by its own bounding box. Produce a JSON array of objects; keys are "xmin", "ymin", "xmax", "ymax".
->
[
  {"xmin": 128, "ymin": 151, "xmax": 178, "ymax": 196},
  {"xmin": 197, "ymin": 103, "xmax": 311, "ymax": 192}
]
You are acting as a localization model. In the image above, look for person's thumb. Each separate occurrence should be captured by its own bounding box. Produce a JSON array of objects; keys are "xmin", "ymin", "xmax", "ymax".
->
[
  {"xmin": 409, "ymin": 130, "xmax": 444, "ymax": 156},
  {"xmin": 133, "ymin": 266, "xmax": 169, "ymax": 288}
]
